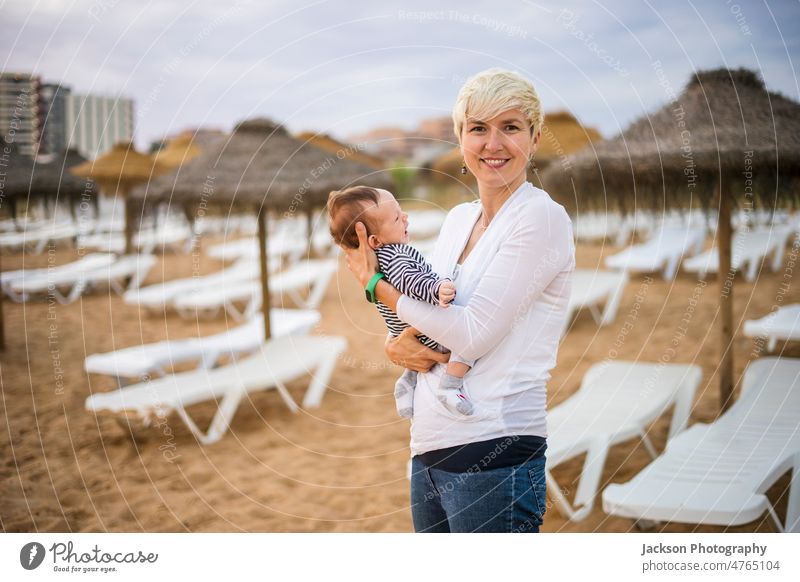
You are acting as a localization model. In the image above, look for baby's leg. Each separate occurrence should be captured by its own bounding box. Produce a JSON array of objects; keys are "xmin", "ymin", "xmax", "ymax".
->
[
  {"xmin": 394, "ymin": 368, "xmax": 417, "ymax": 419},
  {"xmin": 436, "ymin": 359, "xmax": 474, "ymax": 416}
]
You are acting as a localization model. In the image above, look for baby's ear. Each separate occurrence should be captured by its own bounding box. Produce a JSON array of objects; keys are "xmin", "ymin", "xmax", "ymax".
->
[{"xmin": 367, "ymin": 234, "xmax": 381, "ymax": 250}]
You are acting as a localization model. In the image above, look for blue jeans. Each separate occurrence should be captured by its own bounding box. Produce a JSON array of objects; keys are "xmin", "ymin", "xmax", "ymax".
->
[{"xmin": 410, "ymin": 454, "xmax": 547, "ymax": 533}]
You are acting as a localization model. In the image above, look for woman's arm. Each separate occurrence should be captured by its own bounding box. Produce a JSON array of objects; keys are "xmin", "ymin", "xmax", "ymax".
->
[{"xmin": 396, "ymin": 201, "xmax": 574, "ymax": 361}]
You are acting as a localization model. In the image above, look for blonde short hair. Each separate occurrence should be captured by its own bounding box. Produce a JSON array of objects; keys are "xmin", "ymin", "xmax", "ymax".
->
[{"xmin": 452, "ymin": 69, "xmax": 543, "ymax": 144}]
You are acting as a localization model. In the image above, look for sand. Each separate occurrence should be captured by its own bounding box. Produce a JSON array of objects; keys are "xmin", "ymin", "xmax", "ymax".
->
[{"xmin": 0, "ymin": 233, "xmax": 797, "ymax": 533}]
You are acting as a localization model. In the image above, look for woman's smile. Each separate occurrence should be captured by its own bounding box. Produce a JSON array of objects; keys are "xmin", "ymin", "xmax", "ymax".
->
[{"xmin": 480, "ymin": 157, "xmax": 511, "ymax": 169}]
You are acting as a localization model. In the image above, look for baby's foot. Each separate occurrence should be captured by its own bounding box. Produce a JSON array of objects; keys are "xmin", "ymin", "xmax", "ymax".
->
[
  {"xmin": 436, "ymin": 373, "xmax": 474, "ymax": 416},
  {"xmin": 394, "ymin": 369, "xmax": 417, "ymax": 419}
]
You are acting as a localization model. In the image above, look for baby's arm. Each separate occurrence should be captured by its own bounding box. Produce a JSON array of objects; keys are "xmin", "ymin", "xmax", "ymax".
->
[{"xmin": 382, "ymin": 246, "xmax": 451, "ymax": 307}]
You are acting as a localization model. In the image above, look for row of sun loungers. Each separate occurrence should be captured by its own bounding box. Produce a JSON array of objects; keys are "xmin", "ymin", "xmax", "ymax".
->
[
  {"xmin": 125, "ymin": 258, "xmax": 338, "ymax": 320},
  {"xmin": 85, "ymin": 309, "xmax": 321, "ymax": 385},
  {"xmin": 85, "ymin": 333, "xmax": 348, "ymax": 445},
  {"xmin": 1, "ymin": 253, "xmax": 155, "ymax": 304}
]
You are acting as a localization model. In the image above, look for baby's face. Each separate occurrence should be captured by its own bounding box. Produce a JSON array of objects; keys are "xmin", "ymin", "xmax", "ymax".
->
[{"xmin": 366, "ymin": 189, "xmax": 409, "ymax": 247}]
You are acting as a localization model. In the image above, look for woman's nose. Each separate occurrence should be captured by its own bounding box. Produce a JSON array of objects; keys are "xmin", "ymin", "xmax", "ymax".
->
[{"xmin": 483, "ymin": 128, "xmax": 504, "ymax": 151}]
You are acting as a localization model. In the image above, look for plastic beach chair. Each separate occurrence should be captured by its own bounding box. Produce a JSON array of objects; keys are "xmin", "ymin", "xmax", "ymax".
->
[
  {"xmin": 682, "ymin": 226, "xmax": 793, "ymax": 282},
  {"xmin": 0, "ymin": 222, "xmax": 78, "ymax": 255},
  {"xmin": 123, "ymin": 258, "xmax": 261, "ymax": 312},
  {"xmin": 743, "ymin": 304, "xmax": 800, "ymax": 352},
  {"xmin": 1, "ymin": 253, "xmax": 114, "ymax": 301},
  {"xmin": 173, "ymin": 258, "xmax": 338, "ymax": 320},
  {"xmin": 605, "ymin": 226, "xmax": 706, "ymax": 280},
  {"xmin": 546, "ymin": 361, "xmax": 702, "ymax": 522},
  {"xmin": 85, "ymin": 335, "xmax": 348, "ymax": 445},
  {"xmin": 602, "ymin": 357, "xmax": 800, "ymax": 532},
  {"xmin": 562, "ymin": 269, "xmax": 629, "ymax": 336},
  {"xmin": 4, "ymin": 253, "xmax": 153, "ymax": 304},
  {"xmin": 85, "ymin": 308, "xmax": 320, "ymax": 385}
]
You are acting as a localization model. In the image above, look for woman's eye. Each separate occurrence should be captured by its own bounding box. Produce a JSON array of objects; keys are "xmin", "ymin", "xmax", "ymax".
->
[
  {"xmin": 469, "ymin": 126, "xmax": 485, "ymax": 132},
  {"xmin": 505, "ymin": 125, "xmax": 520, "ymax": 131}
]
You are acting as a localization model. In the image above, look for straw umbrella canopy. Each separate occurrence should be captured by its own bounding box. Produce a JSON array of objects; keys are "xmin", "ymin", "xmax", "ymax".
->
[
  {"xmin": 152, "ymin": 134, "xmax": 203, "ymax": 170},
  {"xmin": 427, "ymin": 110, "xmax": 601, "ymax": 186},
  {"xmin": 295, "ymin": 131, "xmax": 386, "ymax": 170},
  {"xmin": 542, "ymin": 67, "xmax": 800, "ymax": 410},
  {"xmin": 131, "ymin": 117, "xmax": 390, "ymax": 339},
  {"xmin": 70, "ymin": 142, "xmax": 170, "ymax": 252},
  {"xmin": 1, "ymin": 139, "xmax": 97, "ymax": 221}
]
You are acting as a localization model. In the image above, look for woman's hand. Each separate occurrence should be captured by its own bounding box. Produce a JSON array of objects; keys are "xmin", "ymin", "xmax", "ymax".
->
[
  {"xmin": 385, "ymin": 327, "xmax": 450, "ymax": 373},
  {"xmin": 343, "ymin": 222, "xmax": 379, "ymax": 287}
]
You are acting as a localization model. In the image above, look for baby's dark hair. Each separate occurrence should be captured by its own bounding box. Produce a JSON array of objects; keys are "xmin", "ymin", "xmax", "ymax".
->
[{"xmin": 327, "ymin": 185, "xmax": 380, "ymax": 249}]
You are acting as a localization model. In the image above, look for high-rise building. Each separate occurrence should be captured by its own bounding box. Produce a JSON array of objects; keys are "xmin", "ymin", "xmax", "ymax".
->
[
  {"xmin": 65, "ymin": 93, "xmax": 134, "ymax": 159},
  {"xmin": 0, "ymin": 72, "xmax": 41, "ymax": 156},
  {"xmin": 39, "ymin": 82, "xmax": 72, "ymax": 154}
]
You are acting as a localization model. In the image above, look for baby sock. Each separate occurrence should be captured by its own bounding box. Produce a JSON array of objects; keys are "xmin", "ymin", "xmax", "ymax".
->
[
  {"xmin": 436, "ymin": 373, "xmax": 474, "ymax": 416},
  {"xmin": 394, "ymin": 369, "xmax": 417, "ymax": 419}
]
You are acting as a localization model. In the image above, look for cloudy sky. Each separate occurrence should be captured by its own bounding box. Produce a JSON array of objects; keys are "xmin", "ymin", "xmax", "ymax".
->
[{"xmin": 2, "ymin": 0, "xmax": 798, "ymax": 150}]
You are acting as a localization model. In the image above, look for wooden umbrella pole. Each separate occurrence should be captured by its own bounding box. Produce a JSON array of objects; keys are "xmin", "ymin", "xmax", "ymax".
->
[
  {"xmin": 306, "ymin": 209, "xmax": 314, "ymax": 257},
  {"xmin": 0, "ymin": 250, "xmax": 5, "ymax": 351},
  {"xmin": 718, "ymin": 178, "xmax": 734, "ymax": 412},
  {"xmin": 123, "ymin": 187, "xmax": 134, "ymax": 255},
  {"xmin": 258, "ymin": 210, "xmax": 272, "ymax": 341}
]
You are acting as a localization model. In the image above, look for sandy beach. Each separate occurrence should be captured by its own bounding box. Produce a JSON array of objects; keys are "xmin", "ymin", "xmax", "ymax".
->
[{"xmin": 0, "ymin": 234, "xmax": 797, "ymax": 533}]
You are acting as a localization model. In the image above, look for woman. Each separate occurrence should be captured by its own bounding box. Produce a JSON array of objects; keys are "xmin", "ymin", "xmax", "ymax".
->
[{"xmin": 344, "ymin": 69, "xmax": 575, "ymax": 532}]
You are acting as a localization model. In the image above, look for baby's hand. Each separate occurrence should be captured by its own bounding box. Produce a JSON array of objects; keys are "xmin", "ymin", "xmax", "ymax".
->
[{"xmin": 438, "ymin": 280, "xmax": 456, "ymax": 307}]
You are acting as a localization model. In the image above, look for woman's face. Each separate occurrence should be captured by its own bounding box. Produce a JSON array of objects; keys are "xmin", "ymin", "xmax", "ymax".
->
[{"xmin": 460, "ymin": 107, "xmax": 538, "ymax": 191}]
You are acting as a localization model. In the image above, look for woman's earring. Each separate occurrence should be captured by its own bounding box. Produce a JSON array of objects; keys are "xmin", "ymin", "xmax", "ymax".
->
[{"xmin": 460, "ymin": 161, "xmax": 468, "ymax": 175}]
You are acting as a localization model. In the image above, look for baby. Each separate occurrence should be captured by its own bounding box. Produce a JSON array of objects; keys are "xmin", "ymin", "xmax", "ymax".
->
[{"xmin": 327, "ymin": 185, "xmax": 475, "ymax": 419}]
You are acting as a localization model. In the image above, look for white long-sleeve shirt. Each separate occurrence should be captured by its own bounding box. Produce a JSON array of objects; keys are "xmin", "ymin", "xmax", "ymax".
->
[{"xmin": 397, "ymin": 182, "xmax": 575, "ymax": 456}]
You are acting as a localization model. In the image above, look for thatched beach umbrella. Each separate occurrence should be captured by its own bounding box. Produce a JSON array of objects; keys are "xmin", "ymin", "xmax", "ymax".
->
[
  {"xmin": 152, "ymin": 134, "xmax": 203, "ymax": 170},
  {"xmin": 295, "ymin": 131, "xmax": 386, "ymax": 170},
  {"xmin": 70, "ymin": 142, "xmax": 170, "ymax": 252},
  {"xmin": 131, "ymin": 117, "xmax": 390, "ymax": 340},
  {"xmin": 1, "ymin": 140, "xmax": 97, "ymax": 222},
  {"xmin": 542, "ymin": 68, "xmax": 800, "ymax": 410}
]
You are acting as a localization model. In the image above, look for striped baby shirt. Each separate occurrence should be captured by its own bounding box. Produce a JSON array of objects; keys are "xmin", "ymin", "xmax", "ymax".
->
[{"xmin": 374, "ymin": 243, "xmax": 447, "ymax": 351}]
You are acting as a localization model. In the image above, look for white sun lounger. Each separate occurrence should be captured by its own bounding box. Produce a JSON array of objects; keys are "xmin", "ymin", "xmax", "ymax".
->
[
  {"xmin": 546, "ymin": 361, "xmax": 702, "ymax": 522},
  {"xmin": 744, "ymin": 304, "xmax": 800, "ymax": 352},
  {"xmin": 123, "ymin": 258, "xmax": 262, "ymax": 312},
  {"xmin": 0, "ymin": 223, "xmax": 79, "ymax": 255},
  {"xmin": 206, "ymin": 236, "xmax": 307, "ymax": 263},
  {"xmin": 562, "ymin": 269, "xmax": 629, "ymax": 336},
  {"xmin": 79, "ymin": 224, "xmax": 192, "ymax": 255},
  {"xmin": 605, "ymin": 226, "xmax": 706, "ymax": 280},
  {"xmin": 574, "ymin": 212, "xmax": 626, "ymax": 244},
  {"xmin": 4, "ymin": 253, "xmax": 152, "ymax": 303},
  {"xmin": 85, "ymin": 308, "xmax": 321, "ymax": 385},
  {"xmin": 85, "ymin": 335, "xmax": 348, "ymax": 445},
  {"xmin": 602, "ymin": 357, "xmax": 800, "ymax": 532},
  {"xmin": 2, "ymin": 253, "xmax": 114, "ymax": 301},
  {"xmin": 682, "ymin": 226, "xmax": 793, "ymax": 282},
  {"xmin": 173, "ymin": 258, "xmax": 338, "ymax": 320}
]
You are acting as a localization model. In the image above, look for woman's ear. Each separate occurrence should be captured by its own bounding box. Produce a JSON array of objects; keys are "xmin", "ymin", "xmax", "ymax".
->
[{"xmin": 531, "ymin": 130, "xmax": 541, "ymax": 155}]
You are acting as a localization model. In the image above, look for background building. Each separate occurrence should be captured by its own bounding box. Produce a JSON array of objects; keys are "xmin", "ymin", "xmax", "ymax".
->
[
  {"xmin": 65, "ymin": 93, "xmax": 134, "ymax": 159},
  {"xmin": 0, "ymin": 72, "xmax": 41, "ymax": 156},
  {"xmin": 38, "ymin": 82, "xmax": 71, "ymax": 154}
]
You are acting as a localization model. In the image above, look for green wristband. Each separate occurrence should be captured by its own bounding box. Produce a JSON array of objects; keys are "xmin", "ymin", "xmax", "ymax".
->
[{"xmin": 365, "ymin": 272, "xmax": 385, "ymax": 303}]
